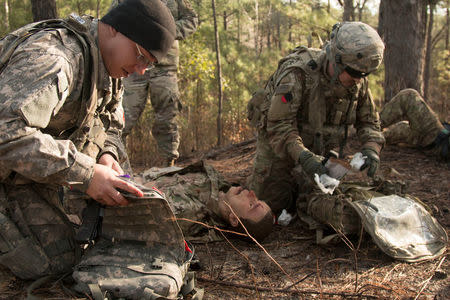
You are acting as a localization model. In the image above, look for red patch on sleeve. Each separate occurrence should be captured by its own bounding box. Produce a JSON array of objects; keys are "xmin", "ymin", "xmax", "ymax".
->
[
  {"xmin": 152, "ymin": 186, "xmax": 163, "ymax": 194},
  {"xmin": 281, "ymin": 95, "xmax": 288, "ymax": 103},
  {"xmin": 184, "ymin": 240, "xmax": 192, "ymax": 253}
]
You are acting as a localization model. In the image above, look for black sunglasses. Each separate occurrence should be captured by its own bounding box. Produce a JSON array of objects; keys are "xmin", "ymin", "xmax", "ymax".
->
[{"xmin": 345, "ymin": 66, "xmax": 370, "ymax": 78}]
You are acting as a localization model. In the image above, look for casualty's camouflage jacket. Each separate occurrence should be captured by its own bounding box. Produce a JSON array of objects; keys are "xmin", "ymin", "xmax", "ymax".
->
[
  {"xmin": 0, "ymin": 16, "xmax": 124, "ymax": 192},
  {"xmin": 110, "ymin": 0, "xmax": 198, "ymax": 68},
  {"xmin": 260, "ymin": 46, "xmax": 385, "ymax": 162},
  {"xmin": 142, "ymin": 161, "xmax": 231, "ymax": 242}
]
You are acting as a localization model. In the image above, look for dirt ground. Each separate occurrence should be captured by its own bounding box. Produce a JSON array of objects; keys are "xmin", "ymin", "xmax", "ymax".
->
[{"xmin": 0, "ymin": 137, "xmax": 449, "ymax": 299}]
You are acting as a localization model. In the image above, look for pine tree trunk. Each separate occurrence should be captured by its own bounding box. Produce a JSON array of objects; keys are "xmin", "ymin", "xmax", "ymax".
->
[
  {"xmin": 31, "ymin": 0, "xmax": 57, "ymax": 22},
  {"xmin": 4, "ymin": 0, "xmax": 10, "ymax": 32},
  {"xmin": 343, "ymin": 0, "xmax": 354, "ymax": 21},
  {"xmin": 424, "ymin": 3, "xmax": 435, "ymax": 101},
  {"xmin": 237, "ymin": 0, "xmax": 241, "ymax": 43},
  {"xmin": 381, "ymin": 0, "xmax": 428, "ymax": 102},
  {"xmin": 96, "ymin": 0, "xmax": 101, "ymax": 18},
  {"xmin": 378, "ymin": 0, "xmax": 384, "ymax": 39},
  {"xmin": 446, "ymin": 4, "xmax": 449, "ymax": 51},
  {"xmin": 223, "ymin": 11, "xmax": 227, "ymax": 31},
  {"xmin": 357, "ymin": 0, "xmax": 367, "ymax": 21},
  {"xmin": 254, "ymin": 0, "xmax": 259, "ymax": 55},
  {"xmin": 212, "ymin": 0, "xmax": 223, "ymax": 146},
  {"xmin": 288, "ymin": 0, "xmax": 293, "ymax": 42}
]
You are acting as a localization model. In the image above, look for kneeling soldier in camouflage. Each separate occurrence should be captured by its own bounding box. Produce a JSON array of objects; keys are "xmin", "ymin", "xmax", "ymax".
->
[{"xmin": 247, "ymin": 22, "xmax": 385, "ymax": 216}]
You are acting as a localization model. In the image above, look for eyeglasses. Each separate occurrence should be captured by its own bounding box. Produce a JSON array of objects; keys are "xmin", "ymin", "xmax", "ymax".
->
[
  {"xmin": 135, "ymin": 43, "xmax": 153, "ymax": 68},
  {"xmin": 345, "ymin": 65, "xmax": 370, "ymax": 78}
]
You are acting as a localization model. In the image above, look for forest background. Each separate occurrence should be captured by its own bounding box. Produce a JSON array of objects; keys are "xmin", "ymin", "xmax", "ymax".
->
[{"xmin": 0, "ymin": 0, "xmax": 449, "ymax": 167}]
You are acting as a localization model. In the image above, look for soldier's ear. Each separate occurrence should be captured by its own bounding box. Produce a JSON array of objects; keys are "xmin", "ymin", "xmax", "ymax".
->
[
  {"xmin": 229, "ymin": 213, "xmax": 239, "ymax": 227},
  {"xmin": 108, "ymin": 24, "xmax": 119, "ymax": 37}
]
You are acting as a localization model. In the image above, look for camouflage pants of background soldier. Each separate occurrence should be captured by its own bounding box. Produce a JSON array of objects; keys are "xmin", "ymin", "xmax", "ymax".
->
[
  {"xmin": 380, "ymin": 88, "xmax": 444, "ymax": 148},
  {"xmin": 122, "ymin": 67, "xmax": 182, "ymax": 161}
]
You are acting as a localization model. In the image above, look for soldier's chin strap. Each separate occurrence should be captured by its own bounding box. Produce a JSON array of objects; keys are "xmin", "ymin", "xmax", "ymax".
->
[{"xmin": 325, "ymin": 44, "xmax": 345, "ymax": 85}]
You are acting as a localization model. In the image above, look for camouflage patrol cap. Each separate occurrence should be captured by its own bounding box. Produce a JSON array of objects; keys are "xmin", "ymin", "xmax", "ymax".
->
[{"xmin": 328, "ymin": 22, "xmax": 384, "ymax": 75}]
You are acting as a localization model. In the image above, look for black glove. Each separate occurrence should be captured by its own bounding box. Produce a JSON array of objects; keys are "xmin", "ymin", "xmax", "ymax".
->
[
  {"xmin": 298, "ymin": 150, "xmax": 327, "ymax": 178},
  {"xmin": 360, "ymin": 148, "xmax": 380, "ymax": 177}
]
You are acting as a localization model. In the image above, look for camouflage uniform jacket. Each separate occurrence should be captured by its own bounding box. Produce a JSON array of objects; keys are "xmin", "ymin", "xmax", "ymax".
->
[
  {"xmin": 143, "ymin": 161, "xmax": 231, "ymax": 242},
  {"xmin": 0, "ymin": 16, "xmax": 124, "ymax": 192},
  {"xmin": 260, "ymin": 46, "xmax": 385, "ymax": 162},
  {"xmin": 111, "ymin": 0, "xmax": 198, "ymax": 68}
]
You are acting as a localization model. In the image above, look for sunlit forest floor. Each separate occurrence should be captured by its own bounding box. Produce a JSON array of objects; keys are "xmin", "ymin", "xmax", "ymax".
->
[{"xmin": 1, "ymin": 136, "xmax": 449, "ymax": 299}]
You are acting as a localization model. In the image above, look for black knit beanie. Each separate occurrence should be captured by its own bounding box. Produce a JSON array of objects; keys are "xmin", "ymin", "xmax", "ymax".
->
[{"xmin": 101, "ymin": 0, "xmax": 176, "ymax": 62}]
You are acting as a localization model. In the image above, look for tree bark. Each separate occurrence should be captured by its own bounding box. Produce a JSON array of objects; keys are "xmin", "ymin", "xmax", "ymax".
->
[
  {"xmin": 31, "ymin": 0, "xmax": 57, "ymax": 22},
  {"xmin": 288, "ymin": 0, "xmax": 293, "ymax": 42},
  {"xmin": 356, "ymin": 0, "xmax": 367, "ymax": 21},
  {"xmin": 381, "ymin": 0, "xmax": 428, "ymax": 102},
  {"xmin": 223, "ymin": 10, "xmax": 227, "ymax": 31},
  {"xmin": 237, "ymin": 0, "xmax": 241, "ymax": 43},
  {"xmin": 96, "ymin": 0, "xmax": 101, "ymax": 18},
  {"xmin": 276, "ymin": 10, "xmax": 281, "ymax": 50},
  {"xmin": 378, "ymin": 0, "xmax": 385, "ymax": 39},
  {"xmin": 343, "ymin": 0, "xmax": 354, "ymax": 21},
  {"xmin": 424, "ymin": 3, "xmax": 435, "ymax": 101},
  {"xmin": 212, "ymin": 0, "xmax": 223, "ymax": 146},
  {"xmin": 4, "ymin": 0, "xmax": 10, "ymax": 32},
  {"xmin": 254, "ymin": 0, "xmax": 259, "ymax": 55},
  {"xmin": 446, "ymin": 2, "xmax": 449, "ymax": 51}
]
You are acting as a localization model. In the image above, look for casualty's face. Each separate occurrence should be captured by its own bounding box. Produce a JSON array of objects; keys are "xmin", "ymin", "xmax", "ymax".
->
[
  {"xmin": 101, "ymin": 30, "xmax": 156, "ymax": 78},
  {"xmin": 225, "ymin": 186, "xmax": 272, "ymax": 222}
]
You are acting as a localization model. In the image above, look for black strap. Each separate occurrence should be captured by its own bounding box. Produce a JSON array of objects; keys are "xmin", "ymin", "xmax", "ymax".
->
[{"xmin": 75, "ymin": 201, "xmax": 102, "ymax": 244}]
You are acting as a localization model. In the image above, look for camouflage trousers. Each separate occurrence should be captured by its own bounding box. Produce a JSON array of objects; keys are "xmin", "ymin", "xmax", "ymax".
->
[
  {"xmin": 380, "ymin": 89, "xmax": 444, "ymax": 147},
  {"xmin": 122, "ymin": 67, "xmax": 182, "ymax": 160},
  {"xmin": 0, "ymin": 183, "xmax": 78, "ymax": 279}
]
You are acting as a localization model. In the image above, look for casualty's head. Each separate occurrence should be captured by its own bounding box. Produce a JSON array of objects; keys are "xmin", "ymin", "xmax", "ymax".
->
[
  {"xmin": 99, "ymin": 0, "xmax": 176, "ymax": 78},
  {"xmin": 219, "ymin": 186, "xmax": 274, "ymax": 242},
  {"xmin": 325, "ymin": 21, "xmax": 384, "ymax": 87}
]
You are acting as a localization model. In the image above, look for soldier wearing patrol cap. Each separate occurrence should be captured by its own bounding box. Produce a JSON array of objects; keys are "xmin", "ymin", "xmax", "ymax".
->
[
  {"xmin": 247, "ymin": 22, "xmax": 385, "ymax": 215},
  {"xmin": 0, "ymin": 0, "xmax": 175, "ymax": 285}
]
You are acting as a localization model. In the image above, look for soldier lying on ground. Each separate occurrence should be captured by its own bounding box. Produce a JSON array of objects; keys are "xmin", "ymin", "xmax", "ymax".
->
[
  {"xmin": 139, "ymin": 161, "xmax": 446, "ymax": 262},
  {"xmin": 380, "ymin": 88, "xmax": 449, "ymax": 161},
  {"xmin": 247, "ymin": 21, "xmax": 385, "ymax": 216},
  {"xmin": 0, "ymin": 0, "xmax": 204, "ymax": 298},
  {"xmin": 139, "ymin": 161, "xmax": 274, "ymax": 242}
]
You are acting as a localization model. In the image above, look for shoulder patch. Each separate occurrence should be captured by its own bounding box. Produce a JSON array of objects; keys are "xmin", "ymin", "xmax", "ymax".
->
[
  {"xmin": 274, "ymin": 84, "xmax": 293, "ymax": 95},
  {"xmin": 281, "ymin": 93, "xmax": 292, "ymax": 103}
]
